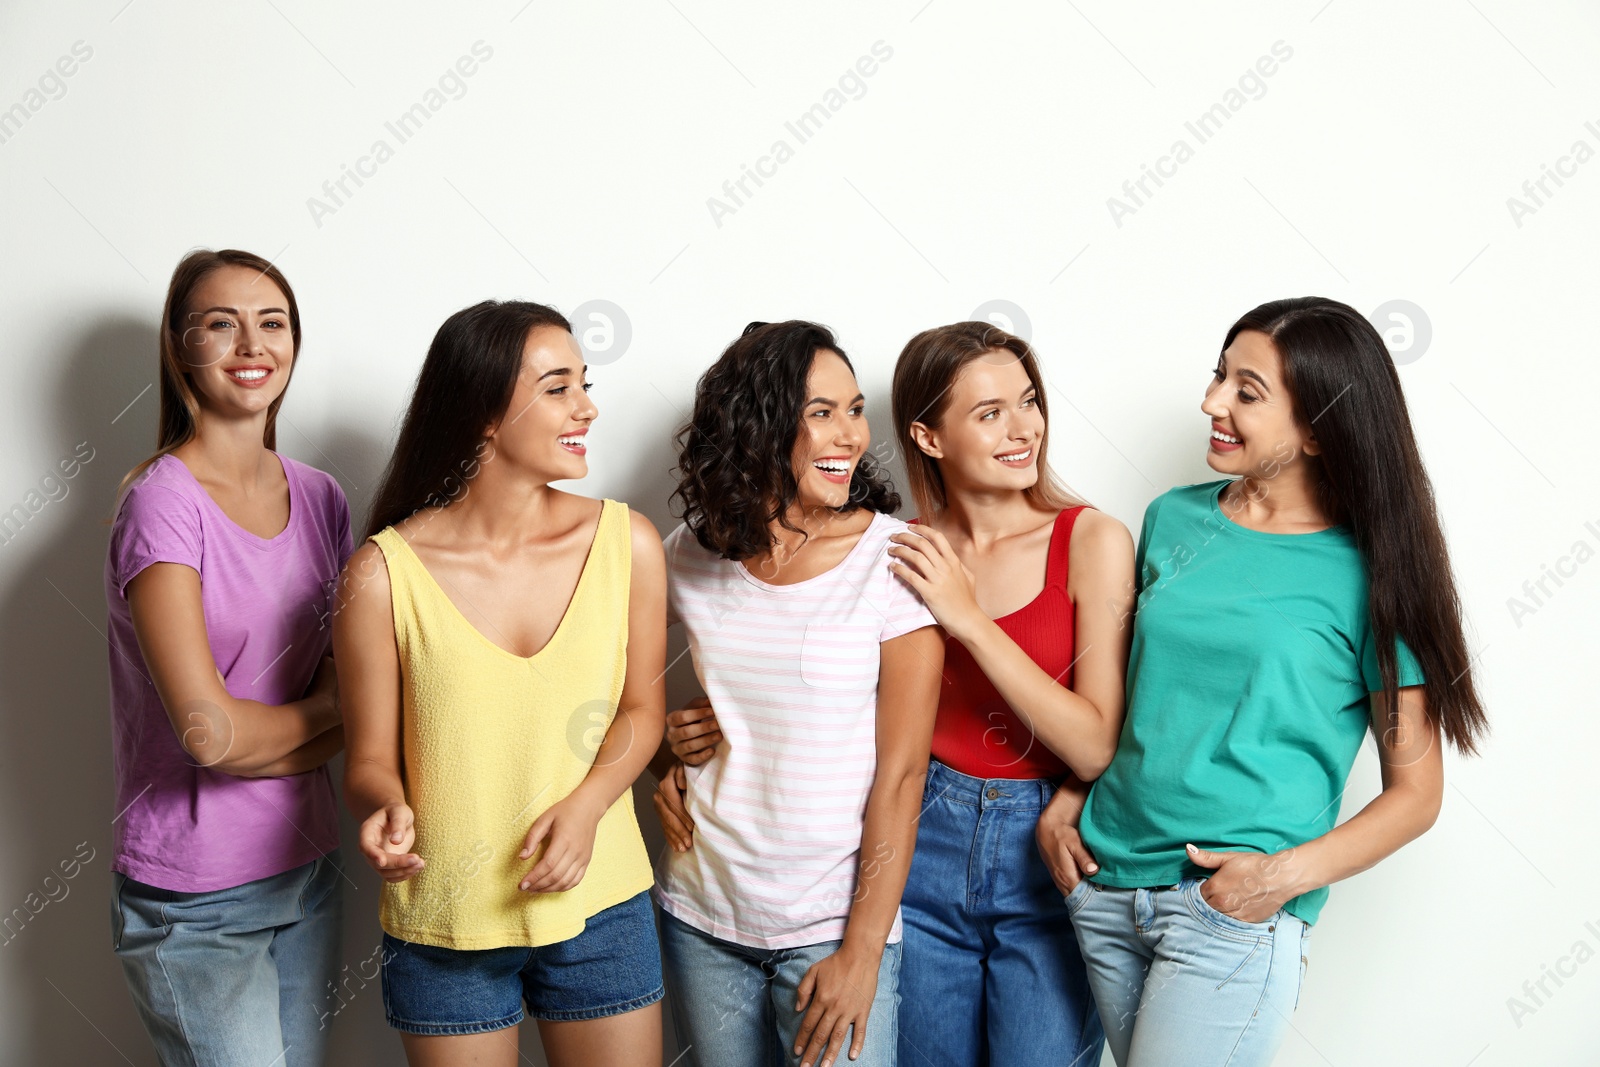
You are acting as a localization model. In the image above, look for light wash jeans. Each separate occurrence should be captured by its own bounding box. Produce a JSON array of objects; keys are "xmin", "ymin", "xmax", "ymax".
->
[
  {"xmin": 899, "ymin": 760, "xmax": 1103, "ymax": 1066},
  {"xmin": 111, "ymin": 851, "xmax": 344, "ymax": 1067},
  {"xmin": 1067, "ymin": 877, "xmax": 1310, "ymax": 1067},
  {"xmin": 658, "ymin": 906, "xmax": 902, "ymax": 1067}
]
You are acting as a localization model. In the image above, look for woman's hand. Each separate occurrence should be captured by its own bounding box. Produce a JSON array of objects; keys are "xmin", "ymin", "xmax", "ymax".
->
[
  {"xmin": 666, "ymin": 697, "xmax": 722, "ymax": 766},
  {"xmin": 652, "ymin": 761, "xmax": 694, "ymax": 852},
  {"xmin": 358, "ymin": 802, "xmax": 424, "ymax": 882},
  {"xmin": 1187, "ymin": 844, "xmax": 1303, "ymax": 924},
  {"xmin": 794, "ymin": 943, "xmax": 882, "ymax": 1067},
  {"xmin": 519, "ymin": 789, "xmax": 607, "ymax": 893},
  {"xmin": 1036, "ymin": 781, "xmax": 1100, "ymax": 894},
  {"xmin": 887, "ymin": 526, "xmax": 986, "ymax": 641}
]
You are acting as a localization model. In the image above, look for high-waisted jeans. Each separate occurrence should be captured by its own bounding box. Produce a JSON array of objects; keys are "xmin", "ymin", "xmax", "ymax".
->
[{"xmin": 898, "ymin": 760, "xmax": 1103, "ymax": 1066}]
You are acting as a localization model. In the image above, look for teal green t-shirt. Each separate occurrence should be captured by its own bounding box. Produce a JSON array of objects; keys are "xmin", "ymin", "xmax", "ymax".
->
[{"xmin": 1079, "ymin": 480, "xmax": 1424, "ymax": 925}]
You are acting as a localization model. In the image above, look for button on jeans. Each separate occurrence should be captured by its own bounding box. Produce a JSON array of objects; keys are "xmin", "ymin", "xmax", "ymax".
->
[
  {"xmin": 899, "ymin": 760, "xmax": 1103, "ymax": 1067},
  {"xmin": 1066, "ymin": 877, "xmax": 1310, "ymax": 1067}
]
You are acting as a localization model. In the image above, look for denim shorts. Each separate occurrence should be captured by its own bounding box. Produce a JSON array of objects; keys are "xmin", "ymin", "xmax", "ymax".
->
[{"xmin": 380, "ymin": 890, "xmax": 664, "ymax": 1035}]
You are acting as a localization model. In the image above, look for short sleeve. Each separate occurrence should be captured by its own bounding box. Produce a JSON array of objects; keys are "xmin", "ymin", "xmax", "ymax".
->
[
  {"xmin": 876, "ymin": 534, "xmax": 937, "ymax": 644},
  {"xmin": 334, "ymin": 489, "xmax": 354, "ymax": 567},
  {"xmin": 661, "ymin": 523, "xmax": 686, "ymax": 564},
  {"xmin": 109, "ymin": 483, "xmax": 203, "ymax": 598},
  {"xmin": 1133, "ymin": 493, "xmax": 1164, "ymax": 595},
  {"xmin": 1358, "ymin": 624, "xmax": 1426, "ymax": 692},
  {"xmin": 661, "ymin": 524, "xmax": 690, "ymax": 625}
]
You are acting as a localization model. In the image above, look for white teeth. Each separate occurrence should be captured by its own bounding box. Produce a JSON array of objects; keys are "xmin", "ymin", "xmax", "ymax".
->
[
  {"xmin": 558, "ymin": 435, "xmax": 585, "ymax": 447},
  {"xmin": 1212, "ymin": 430, "xmax": 1241, "ymax": 444},
  {"xmin": 229, "ymin": 369, "xmax": 267, "ymax": 381},
  {"xmin": 997, "ymin": 449, "xmax": 1032, "ymax": 463},
  {"xmin": 813, "ymin": 460, "xmax": 849, "ymax": 473}
]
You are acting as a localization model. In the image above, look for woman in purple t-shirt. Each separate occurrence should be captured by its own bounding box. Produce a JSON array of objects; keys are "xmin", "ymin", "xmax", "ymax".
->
[{"xmin": 105, "ymin": 249, "xmax": 350, "ymax": 1067}]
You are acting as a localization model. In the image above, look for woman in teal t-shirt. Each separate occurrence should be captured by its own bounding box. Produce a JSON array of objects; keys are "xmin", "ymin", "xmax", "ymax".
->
[{"xmin": 1056, "ymin": 297, "xmax": 1488, "ymax": 1067}]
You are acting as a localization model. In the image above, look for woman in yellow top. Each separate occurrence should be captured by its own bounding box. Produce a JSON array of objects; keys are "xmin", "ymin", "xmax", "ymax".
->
[{"xmin": 335, "ymin": 300, "xmax": 667, "ymax": 1067}]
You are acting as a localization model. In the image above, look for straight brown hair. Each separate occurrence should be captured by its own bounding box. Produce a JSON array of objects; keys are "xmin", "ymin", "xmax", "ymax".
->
[
  {"xmin": 891, "ymin": 321, "xmax": 1080, "ymax": 519},
  {"xmin": 114, "ymin": 248, "xmax": 302, "ymax": 501}
]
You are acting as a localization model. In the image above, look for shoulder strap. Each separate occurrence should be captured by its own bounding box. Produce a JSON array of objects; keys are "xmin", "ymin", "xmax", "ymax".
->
[
  {"xmin": 566, "ymin": 499, "xmax": 631, "ymax": 625},
  {"xmin": 1046, "ymin": 506, "xmax": 1091, "ymax": 590},
  {"xmin": 597, "ymin": 499, "xmax": 630, "ymax": 570},
  {"xmin": 366, "ymin": 526, "xmax": 425, "ymax": 651}
]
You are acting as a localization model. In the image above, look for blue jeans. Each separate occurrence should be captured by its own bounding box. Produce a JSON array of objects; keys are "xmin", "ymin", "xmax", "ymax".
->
[
  {"xmin": 899, "ymin": 760, "xmax": 1103, "ymax": 1067},
  {"xmin": 1067, "ymin": 877, "xmax": 1311, "ymax": 1067},
  {"xmin": 381, "ymin": 890, "xmax": 664, "ymax": 1034},
  {"xmin": 658, "ymin": 906, "xmax": 902, "ymax": 1067},
  {"xmin": 111, "ymin": 851, "xmax": 344, "ymax": 1067}
]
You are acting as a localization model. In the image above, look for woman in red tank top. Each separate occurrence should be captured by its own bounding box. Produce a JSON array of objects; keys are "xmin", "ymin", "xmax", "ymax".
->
[{"xmin": 883, "ymin": 321, "xmax": 1136, "ymax": 1067}]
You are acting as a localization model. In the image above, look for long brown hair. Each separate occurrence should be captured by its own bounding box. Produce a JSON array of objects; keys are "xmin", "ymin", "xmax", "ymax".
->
[
  {"xmin": 890, "ymin": 320, "xmax": 1080, "ymax": 519},
  {"xmin": 1226, "ymin": 296, "xmax": 1488, "ymax": 754},
  {"xmin": 114, "ymin": 248, "xmax": 302, "ymax": 500}
]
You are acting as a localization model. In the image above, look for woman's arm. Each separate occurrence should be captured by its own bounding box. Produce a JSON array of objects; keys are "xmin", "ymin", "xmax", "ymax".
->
[
  {"xmin": 519, "ymin": 509, "xmax": 669, "ymax": 892},
  {"xmin": 1035, "ymin": 777, "xmax": 1103, "ymax": 894},
  {"xmin": 793, "ymin": 624, "xmax": 944, "ymax": 1067},
  {"xmin": 1188, "ymin": 685, "xmax": 1444, "ymax": 922},
  {"xmin": 333, "ymin": 543, "xmax": 423, "ymax": 881},
  {"xmin": 889, "ymin": 510, "xmax": 1135, "ymax": 779},
  {"xmin": 250, "ymin": 723, "xmax": 346, "ymax": 778},
  {"xmin": 126, "ymin": 563, "xmax": 340, "ymax": 777}
]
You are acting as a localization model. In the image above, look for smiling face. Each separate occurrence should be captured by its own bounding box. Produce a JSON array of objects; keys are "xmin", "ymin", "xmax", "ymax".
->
[
  {"xmin": 790, "ymin": 349, "xmax": 869, "ymax": 510},
  {"xmin": 176, "ymin": 264, "xmax": 296, "ymax": 418},
  {"xmin": 1201, "ymin": 328, "xmax": 1318, "ymax": 475},
  {"xmin": 910, "ymin": 351, "xmax": 1044, "ymax": 493},
  {"xmin": 490, "ymin": 324, "xmax": 597, "ymax": 482}
]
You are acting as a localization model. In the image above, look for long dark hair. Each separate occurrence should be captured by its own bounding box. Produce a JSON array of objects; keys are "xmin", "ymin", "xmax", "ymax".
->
[
  {"xmin": 1227, "ymin": 297, "xmax": 1487, "ymax": 754},
  {"xmin": 364, "ymin": 299, "xmax": 572, "ymax": 539},
  {"xmin": 673, "ymin": 320, "xmax": 899, "ymax": 560},
  {"xmin": 891, "ymin": 320, "xmax": 1081, "ymax": 518},
  {"xmin": 117, "ymin": 248, "xmax": 301, "ymax": 500}
]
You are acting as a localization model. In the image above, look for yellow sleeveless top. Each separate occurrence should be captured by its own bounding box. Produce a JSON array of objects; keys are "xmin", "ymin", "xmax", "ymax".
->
[{"xmin": 372, "ymin": 499, "xmax": 653, "ymax": 949}]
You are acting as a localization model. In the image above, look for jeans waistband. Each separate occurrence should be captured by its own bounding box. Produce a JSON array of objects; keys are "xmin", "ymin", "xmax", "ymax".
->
[{"xmin": 924, "ymin": 758, "xmax": 1060, "ymax": 812}]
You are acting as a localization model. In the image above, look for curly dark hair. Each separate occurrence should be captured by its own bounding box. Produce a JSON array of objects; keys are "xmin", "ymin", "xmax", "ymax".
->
[{"xmin": 673, "ymin": 320, "xmax": 900, "ymax": 560}]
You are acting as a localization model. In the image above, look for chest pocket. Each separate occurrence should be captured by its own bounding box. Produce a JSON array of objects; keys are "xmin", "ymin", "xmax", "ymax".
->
[{"xmin": 799, "ymin": 618, "xmax": 881, "ymax": 692}]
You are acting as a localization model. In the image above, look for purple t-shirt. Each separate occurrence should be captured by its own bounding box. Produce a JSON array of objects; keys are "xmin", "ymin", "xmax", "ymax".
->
[{"xmin": 105, "ymin": 452, "xmax": 350, "ymax": 892}]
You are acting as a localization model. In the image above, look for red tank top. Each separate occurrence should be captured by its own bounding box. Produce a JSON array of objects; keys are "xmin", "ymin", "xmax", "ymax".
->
[{"xmin": 920, "ymin": 506, "xmax": 1088, "ymax": 780}]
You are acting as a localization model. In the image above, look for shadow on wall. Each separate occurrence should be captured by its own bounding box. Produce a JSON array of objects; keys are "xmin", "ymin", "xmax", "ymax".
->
[
  {"xmin": 0, "ymin": 314, "xmax": 170, "ymax": 1065},
  {"xmin": 0, "ymin": 317, "xmax": 697, "ymax": 1064},
  {"xmin": 0, "ymin": 315, "xmax": 401, "ymax": 1066}
]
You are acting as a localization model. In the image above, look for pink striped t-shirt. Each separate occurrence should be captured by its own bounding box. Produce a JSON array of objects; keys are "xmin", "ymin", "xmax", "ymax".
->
[{"xmin": 655, "ymin": 511, "xmax": 936, "ymax": 949}]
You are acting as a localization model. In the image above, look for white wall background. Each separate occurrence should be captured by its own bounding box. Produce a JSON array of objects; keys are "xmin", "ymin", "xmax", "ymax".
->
[{"xmin": 1, "ymin": 1, "xmax": 1596, "ymax": 1064}]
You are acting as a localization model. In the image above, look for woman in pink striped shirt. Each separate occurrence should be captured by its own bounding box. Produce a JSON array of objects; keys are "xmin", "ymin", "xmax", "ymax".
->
[{"xmin": 649, "ymin": 320, "xmax": 943, "ymax": 1067}]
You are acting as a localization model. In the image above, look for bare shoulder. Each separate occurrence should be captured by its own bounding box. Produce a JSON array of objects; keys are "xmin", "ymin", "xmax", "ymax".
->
[
  {"xmin": 1069, "ymin": 507, "xmax": 1134, "ymax": 567},
  {"xmin": 337, "ymin": 540, "xmax": 392, "ymax": 605},
  {"xmin": 626, "ymin": 506, "xmax": 666, "ymax": 566},
  {"xmin": 336, "ymin": 543, "xmax": 395, "ymax": 633},
  {"xmin": 625, "ymin": 505, "xmax": 663, "ymax": 545}
]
